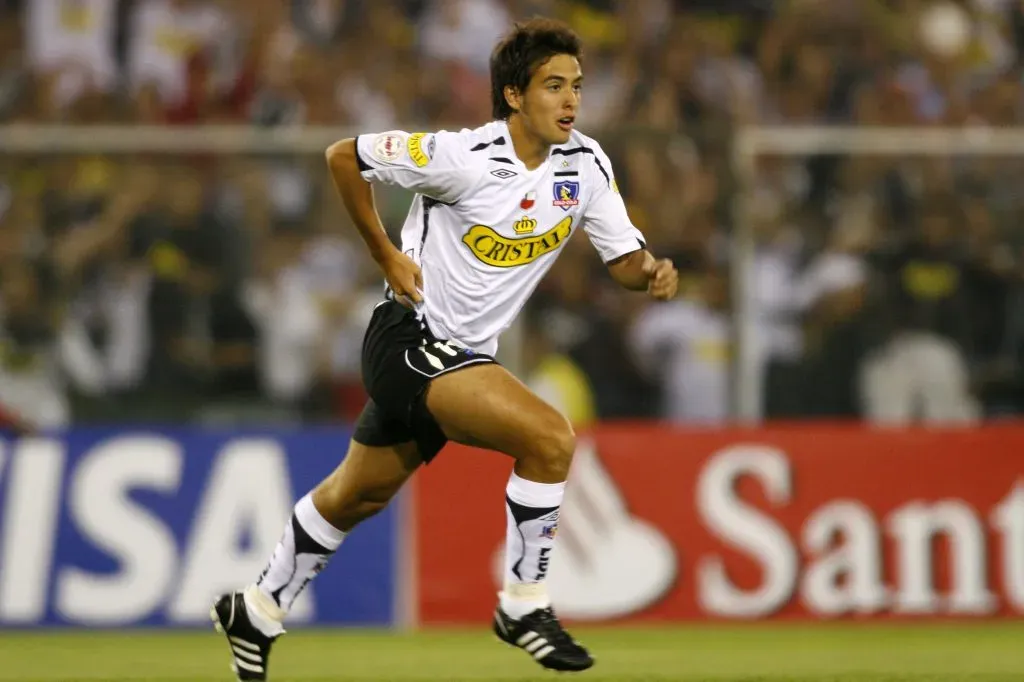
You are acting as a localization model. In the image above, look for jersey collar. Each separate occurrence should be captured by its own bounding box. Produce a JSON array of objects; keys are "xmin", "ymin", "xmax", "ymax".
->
[{"xmin": 499, "ymin": 120, "xmax": 553, "ymax": 174}]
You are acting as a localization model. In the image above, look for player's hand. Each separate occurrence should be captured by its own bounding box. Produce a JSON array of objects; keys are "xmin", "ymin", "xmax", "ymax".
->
[
  {"xmin": 643, "ymin": 257, "xmax": 678, "ymax": 301},
  {"xmin": 380, "ymin": 249, "xmax": 424, "ymax": 308}
]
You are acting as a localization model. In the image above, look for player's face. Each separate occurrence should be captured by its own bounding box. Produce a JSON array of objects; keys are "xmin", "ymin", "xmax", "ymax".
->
[{"xmin": 521, "ymin": 54, "xmax": 582, "ymax": 145}]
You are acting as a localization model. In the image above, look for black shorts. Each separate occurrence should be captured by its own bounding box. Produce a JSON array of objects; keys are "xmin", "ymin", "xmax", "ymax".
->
[{"xmin": 353, "ymin": 300, "xmax": 497, "ymax": 462}]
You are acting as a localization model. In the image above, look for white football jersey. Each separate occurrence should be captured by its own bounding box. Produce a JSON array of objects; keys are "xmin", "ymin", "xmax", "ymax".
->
[{"xmin": 355, "ymin": 120, "xmax": 646, "ymax": 357}]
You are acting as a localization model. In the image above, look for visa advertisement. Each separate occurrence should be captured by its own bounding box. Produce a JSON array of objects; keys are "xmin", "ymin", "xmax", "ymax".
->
[{"xmin": 0, "ymin": 428, "xmax": 396, "ymax": 628}]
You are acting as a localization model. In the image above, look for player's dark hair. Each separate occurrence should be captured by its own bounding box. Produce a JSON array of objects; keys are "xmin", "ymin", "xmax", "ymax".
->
[{"xmin": 490, "ymin": 17, "xmax": 583, "ymax": 120}]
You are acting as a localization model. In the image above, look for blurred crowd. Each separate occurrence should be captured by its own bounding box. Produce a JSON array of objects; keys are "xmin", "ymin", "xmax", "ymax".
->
[{"xmin": 2, "ymin": 0, "xmax": 1024, "ymax": 429}]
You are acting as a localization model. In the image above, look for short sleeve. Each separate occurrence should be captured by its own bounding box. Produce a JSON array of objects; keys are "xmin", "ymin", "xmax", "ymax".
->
[
  {"xmin": 581, "ymin": 143, "xmax": 647, "ymax": 263},
  {"xmin": 355, "ymin": 129, "xmax": 476, "ymax": 204}
]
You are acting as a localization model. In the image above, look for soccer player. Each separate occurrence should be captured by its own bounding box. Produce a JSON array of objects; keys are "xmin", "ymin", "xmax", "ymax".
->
[{"xmin": 212, "ymin": 17, "xmax": 678, "ymax": 680}]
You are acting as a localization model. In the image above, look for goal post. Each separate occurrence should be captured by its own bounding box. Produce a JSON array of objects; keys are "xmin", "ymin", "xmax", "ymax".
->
[
  {"xmin": 0, "ymin": 124, "xmax": 351, "ymax": 154},
  {"xmin": 729, "ymin": 125, "xmax": 1024, "ymax": 423}
]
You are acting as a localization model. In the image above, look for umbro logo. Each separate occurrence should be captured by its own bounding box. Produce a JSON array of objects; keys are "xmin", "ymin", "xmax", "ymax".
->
[{"xmin": 490, "ymin": 169, "xmax": 517, "ymax": 180}]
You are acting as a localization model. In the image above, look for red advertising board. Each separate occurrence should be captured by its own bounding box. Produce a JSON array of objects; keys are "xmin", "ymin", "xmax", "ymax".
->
[{"xmin": 414, "ymin": 423, "xmax": 1024, "ymax": 624}]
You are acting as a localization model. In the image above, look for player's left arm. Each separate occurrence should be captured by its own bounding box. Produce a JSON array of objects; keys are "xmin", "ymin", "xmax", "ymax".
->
[
  {"xmin": 606, "ymin": 249, "xmax": 677, "ymax": 299},
  {"xmin": 581, "ymin": 146, "xmax": 678, "ymax": 300}
]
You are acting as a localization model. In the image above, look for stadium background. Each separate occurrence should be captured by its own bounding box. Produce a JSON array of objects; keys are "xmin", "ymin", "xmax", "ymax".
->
[{"xmin": 0, "ymin": 1, "xmax": 1022, "ymax": 680}]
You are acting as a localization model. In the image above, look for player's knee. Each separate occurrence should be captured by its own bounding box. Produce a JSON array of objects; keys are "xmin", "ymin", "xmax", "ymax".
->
[{"xmin": 528, "ymin": 413, "xmax": 577, "ymax": 479}]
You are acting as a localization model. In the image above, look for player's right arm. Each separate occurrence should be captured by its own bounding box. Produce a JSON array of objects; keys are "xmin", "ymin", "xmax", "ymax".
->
[
  {"xmin": 325, "ymin": 136, "xmax": 422, "ymax": 305},
  {"xmin": 325, "ymin": 130, "xmax": 477, "ymax": 307}
]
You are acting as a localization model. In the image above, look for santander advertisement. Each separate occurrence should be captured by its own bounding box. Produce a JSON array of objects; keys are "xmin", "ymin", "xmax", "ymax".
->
[{"xmin": 414, "ymin": 424, "xmax": 1024, "ymax": 623}]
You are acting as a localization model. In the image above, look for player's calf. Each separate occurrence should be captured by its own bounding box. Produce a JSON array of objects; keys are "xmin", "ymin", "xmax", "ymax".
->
[
  {"xmin": 424, "ymin": 364, "xmax": 581, "ymax": 635},
  {"xmin": 310, "ymin": 442, "xmax": 415, "ymax": 531},
  {"xmin": 213, "ymin": 438, "xmax": 419, "ymax": 667}
]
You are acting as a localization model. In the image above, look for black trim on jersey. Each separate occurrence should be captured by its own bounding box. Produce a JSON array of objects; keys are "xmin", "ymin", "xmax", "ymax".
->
[
  {"xmin": 384, "ymin": 197, "xmax": 443, "ymax": 303},
  {"xmin": 551, "ymin": 147, "xmax": 590, "ymax": 158},
  {"xmin": 554, "ymin": 171, "xmax": 578, "ymax": 177},
  {"xmin": 420, "ymin": 196, "xmax": 440, "ymax": 254},
  {"xmin": 490, "ymin": 157, "xmax": 514, "ymax": 164},
  {"xmin": 592, "ymin": 157, "xmax": 612, "ymax": 187},
  {"xmin": 354, "ymin": 135, "xmax": 372, "ymax": 172},
  {"xmin": 606, "ymin": 239, "xmax": 648, "ymax": 266},
  {"xmin": 470, "ymin": 136, "xmax": 506, "ymax": 152},
  {"xmin": 551, "ymin": 146, "xmax": 611, "ymax": 187}
]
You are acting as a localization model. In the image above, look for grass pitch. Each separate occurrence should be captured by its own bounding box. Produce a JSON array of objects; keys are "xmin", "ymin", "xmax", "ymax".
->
[{"xmin": 0, "ymin": 623, "xmax": 1020, "ymax": 681}]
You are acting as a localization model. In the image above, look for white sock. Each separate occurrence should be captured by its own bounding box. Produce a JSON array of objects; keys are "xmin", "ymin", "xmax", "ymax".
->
[
  {"xmin": 251, "ymin": 493, "xmax": 346, "ymax": 634},
  {"xmin": 499, "ymin": 472, "xmax": 565, "ymax": 620},
  {"xmin": 243, "ymin": 584, "xmax": 286, "ymax": 637}
]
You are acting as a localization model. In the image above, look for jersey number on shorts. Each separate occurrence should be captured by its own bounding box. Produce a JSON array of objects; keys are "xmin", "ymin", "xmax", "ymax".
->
[{"xmin": 405, "ymin": 341, "xmax": 485, "ymax": 378}]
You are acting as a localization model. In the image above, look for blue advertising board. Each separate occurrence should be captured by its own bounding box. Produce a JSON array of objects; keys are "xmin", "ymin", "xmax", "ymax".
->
[{"xmin": 0, "ymin": 427, "xmax": 397, "ymax": 628}]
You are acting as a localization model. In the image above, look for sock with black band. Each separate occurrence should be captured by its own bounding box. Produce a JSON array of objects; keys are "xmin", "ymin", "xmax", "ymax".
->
[
  {"xmin": 499, "ymin": 472, "xmax": 565, "ymax": 619},
  {"xmin": 247, "ymin": 493, "xmax": 347, "ymax": 636}
]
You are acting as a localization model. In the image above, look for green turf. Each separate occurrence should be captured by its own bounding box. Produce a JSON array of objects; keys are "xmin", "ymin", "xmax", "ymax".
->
[{"xmin": 1, "ymin": 623, "xmax": 1021, "ymax": 681}]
